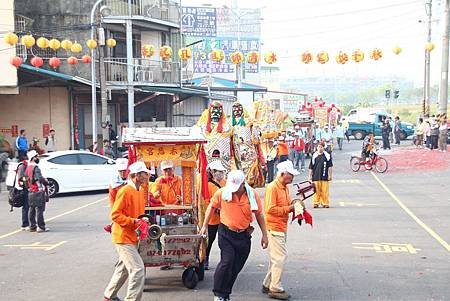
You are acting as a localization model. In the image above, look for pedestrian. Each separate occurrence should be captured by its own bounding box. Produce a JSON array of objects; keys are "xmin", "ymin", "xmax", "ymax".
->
[
  {"xmin": 381, "ymin": 117, "xmax": 391, "ymax": 150},
  {"xmin": 387, "ymin": 117, "xmax": 394, "ymax": 144},
  {"xmin": 292, "ymin": 133, "xmax": 306, "ymax": 171},
  {"xmin": 438, "ymin": 117, "xmax": 448, "ymax": 152},
  {"xmin": 16, "ymin": 156, "xmax": 30, "ymax": 230},
  {"xmin": 276, "ymin": 136, "xmax": 289, "ymax": 163},
  {"xmin": 309, "ymin": 142, "xmax": 333, "ymax": 208},
  {"xmin": 26, "ymin": 150, "xmax": 49, "ymax": 232},
  {"xmin": 45, "ymin": 129, "xmax": 57, "ymax": 152},
  {"xmin": 415, "ymin": 118, "xmax": 425, "ymax": 148},
  {"xmin": 313, "ymin": 124, "xmax": 322, "ymax": 142},
  {"xmin": 262, "ymin": 160, "xmax": 299, "ymax": 300},
  {"xmin": 424, "ymin": 120, "xmax": 432, "ymax": 149},
  {"xmin": 334, "ymin": 123, "xmax": 345, "ymax": 150},
  {"xmin": 103, "ymin": 161, "xmax": 150, "ymax": 301},
  {"xmin": 204, "ymin": 160, "xmax": 227, "ymax": 270},
  {"xmin": 286, "ymin": 132, "xmax": 295, "ymax": 162},
  {"xmin": 263, "ymin": 139, "xmax": 277, "ymax": 183},
  {"xmin": 394, "ymin": 116, "xmax": 402, "ymax": 145},
  {"xmin": 340, "ymin": 117, "xmax": 350, "ymax": 142},
  {"xmin": 321, "ymin": 125, "xmax": 333, "ymax": 153},
  {"xmin": 430, "ymin": 116, "xmax": 439, "ymax": 150},
  {"xmin": 200, "ymin": 170, "xmax": 268, "ymax": 301},
  {"xmin": 15, "ymin": 129, "xmax": 28, "ymax": 161}
]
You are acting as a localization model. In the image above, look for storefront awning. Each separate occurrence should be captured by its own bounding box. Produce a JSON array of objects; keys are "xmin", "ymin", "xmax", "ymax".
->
[{"xmin": 19, "ymin": 64, "xmax": 92, "ymax": 87}]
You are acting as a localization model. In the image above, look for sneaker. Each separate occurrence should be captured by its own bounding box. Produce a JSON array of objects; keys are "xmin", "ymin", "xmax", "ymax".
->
[
  {"xmin": 213, "ymin": 297, "xmax": 229, "ymax": 301},
  {"xmin": 103, "ymin": 297, "xmax": 122, "ymax": 301},
  {"xmin": 269, "ymin": 291, "xmax": 291, "ymax": 300},
  {"xmin": 21, "ymin": 226, "xmax": 29, "ymax": 231},
  {"xmin": 29, "ymin": 228, "xmax": 37, "ymax": 232},
  {"xmin": 37, "ymin": 228, "xmax": 49, "ymax": 233},
  {"xmin": 262, "ymin": 285, "xmax": 270, "ymax": 294}
]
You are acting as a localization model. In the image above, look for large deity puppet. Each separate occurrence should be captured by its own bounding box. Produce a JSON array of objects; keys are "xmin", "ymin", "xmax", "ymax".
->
[
  {"xmin": 196, "ymin": 100, "xmax": 233, "ymax": 170},
  {"xmin": 231, "ymin": 101, "xmax": 266, "ymax": 187}
]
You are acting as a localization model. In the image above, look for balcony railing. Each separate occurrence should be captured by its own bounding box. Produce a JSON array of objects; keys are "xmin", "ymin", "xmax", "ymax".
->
[
  {"xmin": 103, "ymin": 0, "xmax": 180, "ymax": 24},
  {"xmin": 105, "ymin": 58, "xmax": 180, "ymax": 85}
]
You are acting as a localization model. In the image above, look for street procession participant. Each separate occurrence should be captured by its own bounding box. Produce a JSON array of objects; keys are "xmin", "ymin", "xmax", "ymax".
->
[
  {"xmin": 103, "ymin": 161, "xmax": 150, "ymax": 301},
  {"xmin": 262, "ymin": 160, "xmax": 299, "ymax": 300},
  {"xmin": 152, "ymin": 160, "xmax": 182, "ymax": 205},
  {"xmin": 231, "ymin": 101, "xmax": 266, "ymax": 187},
  {"xmin": 204, "ymin": 160, "xmax": 227, "ymax": 270},
  {"xmin": 309, "ymin": 142, "xmax": 333, "ymax": 208},
  {"xmin": 200, "ymin": 170, "xmax": 268, "ymax": 301},
  {"xmin": 276, "ymin": 136, "xmax": 289, "ymax": 163}
]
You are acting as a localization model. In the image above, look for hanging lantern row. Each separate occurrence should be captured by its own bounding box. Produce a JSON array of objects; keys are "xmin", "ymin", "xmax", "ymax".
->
[
  {"xmin": 211, "ymin": 49, "xmax": 225, "ymax": 62},
  {"xmin": 178, "ymin": 47, "xmax": 192, "ymax": 61},
  {"xmin": 9, "ymin": 55, "xmax": 93, "ymax": 69},
  {"xmin": 370, "ymin": 48, "xmax": 383, "ymax": 61},
  {"xmin": 335, "ymin": 51, "xmax": 349, "ymax": 64},
  {"xmin": 160, "ymin": 45, "xmax": 173, "ymax": 60},
  {"xmin": 247, "ymin": 51, "xmax": 260, "ymax": 64},
  {"xmin": 317, "ymin": 51, "xmax": 329, "ymax": 64},
  {"xmin": 230, "ymin": 51, "xmax": 244, "ymax": 65},
  {"xmin": 264, "ymin": 51, "xmax": 277, "ymax": 64}
]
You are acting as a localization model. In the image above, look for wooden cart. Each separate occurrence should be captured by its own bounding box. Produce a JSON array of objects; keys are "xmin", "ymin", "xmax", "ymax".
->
[{"xmin": 122, "ymin": 127, "xmax": 208, "ymax": 289}]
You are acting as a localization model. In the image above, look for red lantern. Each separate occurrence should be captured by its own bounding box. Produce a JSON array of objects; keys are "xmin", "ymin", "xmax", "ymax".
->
[
  {"xmin": 30, "ymin": 56, "xmax": 44, "ymax": 68},
  {"xmin": 67, "ymin": 56, "xmax": 78, "ymax": 65},
  {"xmin": 10, "ymin": 56, "xmax": 22, "ymax": 68},
  {"xmin": 48, "ymin": 57, "xmax": 61, "ymax": 69},
  {"xmin": 81, "ymin": 55, "xmax": 92, "ymax": 64}
]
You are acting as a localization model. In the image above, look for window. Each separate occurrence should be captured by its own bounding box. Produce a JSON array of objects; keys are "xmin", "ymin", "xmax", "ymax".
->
[
  {"xmin": 48, "ymin": 155, "xmax": 79, "ymax": 165},
  {"xmin": 79, "ymin": 154, "xmax": 108, "ymax": 165},
  {"xmin": 111, "ymin": 32, "xmax": 142, "ymax": 58}
]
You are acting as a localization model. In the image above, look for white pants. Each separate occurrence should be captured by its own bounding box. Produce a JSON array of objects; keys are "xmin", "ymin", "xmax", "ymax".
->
[
  {"xmin": 263, "ymin": 231, "xmax": 287, "ymax": 292},
  {"xmin": 104, "ymin": 243, "xmax": 145, "ymax": 301}
]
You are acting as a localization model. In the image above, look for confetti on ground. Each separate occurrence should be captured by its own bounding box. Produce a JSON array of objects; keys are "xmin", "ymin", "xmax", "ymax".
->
[{"xmin": 381, "ymin": 146, "xmax": 450, "ymax": 173}]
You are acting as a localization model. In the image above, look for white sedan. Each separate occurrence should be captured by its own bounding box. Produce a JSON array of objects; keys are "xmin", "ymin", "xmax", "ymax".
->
[{"xmin": 6, "ymin": 150, "xmax": 117, "ymax": 197}]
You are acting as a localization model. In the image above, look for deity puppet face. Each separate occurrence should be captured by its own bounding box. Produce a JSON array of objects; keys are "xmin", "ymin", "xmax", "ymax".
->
[
  {"xmin": 232, "ymin": 102, "xmax": 244, "ymax": 119},
  {"xmin": 210, "ymin": 101, "xmax": 223, "ymax": 123}
]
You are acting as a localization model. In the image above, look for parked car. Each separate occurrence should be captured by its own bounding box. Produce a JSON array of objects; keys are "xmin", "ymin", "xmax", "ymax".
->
[
  {"xmin": 6, "ymin": 150, "xmax": 117, "ymax": 197},
  {"xmin": 348, "ymin": 113, "xmax": 415, "ymax": 140}
]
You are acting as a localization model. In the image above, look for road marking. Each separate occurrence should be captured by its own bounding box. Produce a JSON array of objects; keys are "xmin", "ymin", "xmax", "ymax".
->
[
  {"xmin": 333, "ymin": 179, "xmax": 361, "ymax": 184},
  {"xmin": 352, "ymin": 242, "xmax": 420, "ymax": 254},
  {"xmin": 0, "ymin": 197, "xmax": 107, "ymax": 240},
  {"xmin": 371, "ymin": 172, "xmax": 450, "ymax": 252},
  {"xmin": 4, "ymin": 241, "xmax": 67, "ymax": 251},
  {"xmin": 339, "ymin": 201, "xmax": 378, "ymax": 207}
]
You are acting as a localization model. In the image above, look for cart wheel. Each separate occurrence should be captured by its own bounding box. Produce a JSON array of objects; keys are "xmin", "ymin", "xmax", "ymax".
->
[
  {"xmin": 182, "ymin": 267, "xmax": 199, "ymax": 289},
  {"xmin": 196, "ymin": 262, "xmax": 205, "ymax": 281}
]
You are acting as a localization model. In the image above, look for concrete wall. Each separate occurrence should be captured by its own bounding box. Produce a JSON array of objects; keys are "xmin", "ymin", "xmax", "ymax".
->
[
  {"xmin": 0, "ymin": 0, "xmax": 18, "ymax": 93},
  {"xmin": 0, "ymin": 87, "xmax": 71, "ymax": 151}
]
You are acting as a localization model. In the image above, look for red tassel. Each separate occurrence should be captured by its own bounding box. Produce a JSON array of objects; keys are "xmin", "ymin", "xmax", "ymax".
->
[{"xmin": 199, "ymin": 145, "xmax": 210, "ymax": 200}]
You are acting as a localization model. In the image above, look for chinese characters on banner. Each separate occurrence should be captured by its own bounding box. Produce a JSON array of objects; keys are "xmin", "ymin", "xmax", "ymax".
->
[{"xmin": 182, "ymin": 7, "xmax": 217, "ymax": 37}]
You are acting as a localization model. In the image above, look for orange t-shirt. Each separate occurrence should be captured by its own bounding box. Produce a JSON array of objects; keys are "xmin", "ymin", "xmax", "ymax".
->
[
  {"xmin": 111, "ymin": 182, "xmax": 146, "ymax": 244},
  {"xmin": 264, "ymin": 178, "xmax": 292, "ymax": 233},
  {"xmin": 109, "ymin": 183, "xmax": 127, "ymax": 208},
  {"xmin": 206, "ymin": 180, "xmax": 225, "ymax": 225},
  {"xmin": 277, "ymin": 143, "xmax": 289, "ymax": 156},
  {"xmin": 211, "ymin": 187, "xmax": 263, "ymax": 230},
  {"xmin": 153, "ymin": 176, "xmax": 182, "ymax": 205}
]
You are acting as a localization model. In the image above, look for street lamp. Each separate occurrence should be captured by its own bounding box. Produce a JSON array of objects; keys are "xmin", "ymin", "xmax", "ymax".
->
[{"xmin": 90, "ymin": 0, "xmax": 109, "ymax": 147}]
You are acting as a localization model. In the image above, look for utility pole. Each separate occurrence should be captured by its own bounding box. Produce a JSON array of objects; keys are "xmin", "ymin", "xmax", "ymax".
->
[
  {"xmin": 423, "ymin": 0, "xmax": 432, "ymax": 116},
  {"xmin": 98, "ymin": 27, "xmax": 108, "ymax": 142},
  {"xmin": 439, "ymin": 0, "xmax": 449, "ymax": 114}
]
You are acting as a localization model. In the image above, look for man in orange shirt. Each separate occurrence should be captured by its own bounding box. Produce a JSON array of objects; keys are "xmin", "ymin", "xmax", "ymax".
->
[
  {"xmin": 276, "ymin": 136, "xmax": 289, "ymax": 163},
  {"xmin": 103, "ymin": 161, "xmax": 150, "ymax": 301},
  {"xmin": 204, "ymin": 160, "xmax": 227, "ymax": 270},
  {"xmin": 200, "ymin": 170, "xmax": 268, "ymax": 301},
  {"xmin": 262, "ymin": 160, "xmax": 299, "ymax": 300},
  {"xmin": 152, "ymin": 160, "xmax": 182, "ymax": 205}
]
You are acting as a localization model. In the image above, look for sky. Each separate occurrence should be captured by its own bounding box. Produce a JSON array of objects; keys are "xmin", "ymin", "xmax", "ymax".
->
[{"xmin": 184, "ymin": 0, "xmax": 448, "ymax": 86}]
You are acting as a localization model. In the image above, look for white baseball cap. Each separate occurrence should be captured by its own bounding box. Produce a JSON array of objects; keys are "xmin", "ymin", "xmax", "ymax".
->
[
  {"xmin": 27, "ymin": 150, "xmax": 38, "ymax": 161},
  {"xmin": 160, "ymin": 160, "xmax": 174, "ymax": 171},
  {"xmin": 277, "ymin": 160, "xmax": 300, "ymax": 176},
  {"xmin": 225, "ymin": 170, "xmax": 246, "ymax": 193},
  {"xmin": 129, "ymin": 161, "xmax": 151, "ymax": 174},
  {"xmin": 116, "ymin": 158, "xmax": 128, "ymax": 171},
  {"xmin": 207, "ymin": 160, "xmax": 227, "ymax": 171}
]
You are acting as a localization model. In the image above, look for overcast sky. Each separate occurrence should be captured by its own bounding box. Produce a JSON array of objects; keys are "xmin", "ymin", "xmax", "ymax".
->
[{"xmin": 184, "ymin": 0, "xmax": 447, "ymax": 85}]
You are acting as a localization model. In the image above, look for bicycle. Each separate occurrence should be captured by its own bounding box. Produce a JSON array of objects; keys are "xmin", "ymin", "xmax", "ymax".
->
[{"xmin": 350, "ymin": 146, "xmax": 388, "ymax": 173}]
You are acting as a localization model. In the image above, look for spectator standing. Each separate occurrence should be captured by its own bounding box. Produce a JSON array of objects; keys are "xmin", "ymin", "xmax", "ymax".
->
[
  {"xmin": 334, "ymin": 123, "xmax": 345, "ymax": 150},
  {"xmin": 321, "ymin": 126, "xmax": 333, "ymax": 153},
  {"xmin": 424, "ymin": 120, "xmax": 432, "ymax": 149},
  {"xmin": 430, "ymin": 117, "xmax": 439, "ymax": 150},
  {"xmin": 394, "ymin": 116, "xmax": 402, "ymax": 145},
  {"xmin": 292, "ymin": 133, "xmax": 306, "ymax": 171},
  {"xmin": 340, "ymin": 117, "xmax": 350, "ymax": 142},
  {"xmin": 438, "ymin": 117, "xmax": 448, "ymax": 152},
  {"xmin": 381, "ymin": 117, "xmax": 392, "ymax": 150},
  {"xmin": 15, "ymin": 129, "xmax": 28, "ymax": 161},
  {"xmin": 45, "ymin": 129, "xmax": 57, "ymax": 152},
  {"xmin": 16, "ymin": 156, "xmax": 30, "ymax": 230},
  {"xmin": 415, "ymin": 118, "xmax": 425, "ymax": 148}
]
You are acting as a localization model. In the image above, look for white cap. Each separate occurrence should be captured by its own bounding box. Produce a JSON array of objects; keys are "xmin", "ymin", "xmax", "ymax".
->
[
  {"xmin": 129, "ymin": 161, "xmax": 151, "ymax": 174},
  {"xmin": 278, "ymin": 136, "xmax": 285, "ymax": 141},
  {"xmin": 116, "ymin": 158, "xmax": 128, "ymax": 171},
  {"xmin": 207, "ymin": 160, "xmax": 227, "ymax": 171},
  {"xmin": 277, "ymin": 160, "xmax": 300, "ymax": 176},
  {"xmin": 160, "ymin": 160, "xmax": 174, "ymax": 171},
  {"xmin": 27, "ymin": 150, "xmax": 38, "ymax": 161},
  {"xmin": 225, "ymin": 170, "xmax": 246, "ymax": 193}
]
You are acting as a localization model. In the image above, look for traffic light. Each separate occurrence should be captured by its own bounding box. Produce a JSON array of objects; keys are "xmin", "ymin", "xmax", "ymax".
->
[
  {"xmin": 385, "ymin": 90, "xmax": 391, "ymax": 98},
  {"xmin": 394, "ymin": 90, "xmax": 399, "ymax": 99}
]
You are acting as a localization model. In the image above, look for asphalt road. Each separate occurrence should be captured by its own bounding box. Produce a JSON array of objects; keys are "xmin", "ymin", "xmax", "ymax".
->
[{"xmin": 0, "ymin": 140, "xmax": 449, "ymax": 301}]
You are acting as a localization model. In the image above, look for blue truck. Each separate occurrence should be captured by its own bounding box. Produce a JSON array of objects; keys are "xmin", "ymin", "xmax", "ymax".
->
[{"xmin": 348, "ymin": 113, "xmax": 415, "ymax": 140}]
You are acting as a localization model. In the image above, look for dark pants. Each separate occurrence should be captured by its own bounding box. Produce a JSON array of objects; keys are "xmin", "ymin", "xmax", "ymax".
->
[
  {"xmin": 29, "ymin": 204, "xmax": 45, "ymax": 230},
  {"xmin": 278, "ymin": 155, "xmax": 289, "ymax": 163},
  {"xmin": 294, "ymin": 150, "xmax": 305, "ymax": 169},
  {"xmin": 213, "ymin": 224, "xmax": 251, "ymax": 299},
  {"xmin": 426, "ymin": 136, "xmax": 432, "ymax": 148},
  {"xmin": 337, "ymin": 138, "xmax": 343, "ymax": 150},
  {"xmin": 345, "ymin": 130, "xmax": 350, "ymax": 142},
  {"xmin": 431, "ymin": 135, "xmax": 439, "ymax": 149},
  {"xmin": 21, "ymin": 190, "xmax": 29, "ymax": 227},
  {"xmin": 395, "ymin": 131, "xmax": 401, "ymax": 145},
  {"xmin": 18, "ymin": 150, "xmax": 27, "ymax": 161},
  {"xmin": 206, "ymin": 224, "xmax": 219, "ymax": 259},
  {"xmin": 382, "ymin": 134, "xmax": 391, "ymax": 150},
  {"xmin": 266, "ymin": 160, "xmax": 275, "ymax": 183}
]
